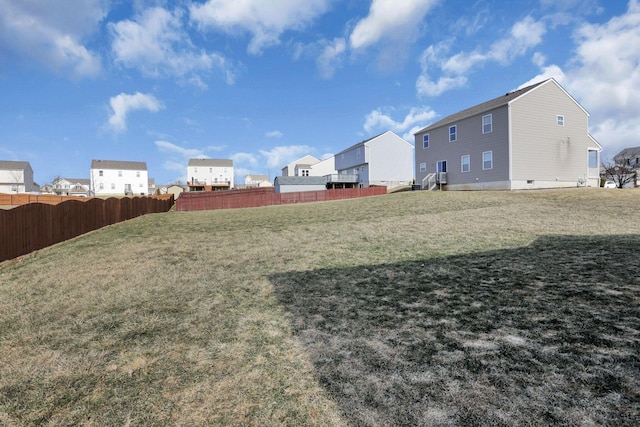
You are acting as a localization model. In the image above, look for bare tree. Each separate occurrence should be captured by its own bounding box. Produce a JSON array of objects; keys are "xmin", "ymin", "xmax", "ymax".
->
[{"xmin": 601, "ymin": 147, "xmax": 639, "ymax": 188}]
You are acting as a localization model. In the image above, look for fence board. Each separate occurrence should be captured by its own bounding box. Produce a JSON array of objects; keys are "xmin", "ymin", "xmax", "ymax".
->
[
  {"xmin": 176, "ymin": 187, "xmax": 387, "ymax": 212},
  {"xmin": 0, "ymin": 195, "xmax": 174, "ymax": 262}
]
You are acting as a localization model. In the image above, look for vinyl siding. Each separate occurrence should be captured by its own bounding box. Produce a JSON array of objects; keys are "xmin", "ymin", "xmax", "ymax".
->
[
  {"xmin": 414, "ymin": 105, "xmax": 510, "ymax": 187},
  {"xmin": 510, "ymin": 81, "xmax": 592, "ymax": 182}
]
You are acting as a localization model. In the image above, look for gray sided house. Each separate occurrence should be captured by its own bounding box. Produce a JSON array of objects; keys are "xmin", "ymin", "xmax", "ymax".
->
[
  {"xmin": 0, "ymin": 160, "xmax": 35, "ymax": 193},
  {"xmin": 274, "ymin": 176, "xmax": 327, "ymax": 193},
  {"xmin": 414, "ymin": 78, "xmax": 602, "ymax": 190},
  {"xmin": 334, "ymin": 131, "xmax": 414, "ymax": 190}
]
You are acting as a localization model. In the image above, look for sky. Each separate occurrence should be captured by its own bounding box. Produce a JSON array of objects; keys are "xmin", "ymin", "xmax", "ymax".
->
[{"xmin": 0, "ymin": 0, "xmax": 638, "ymax": 186}]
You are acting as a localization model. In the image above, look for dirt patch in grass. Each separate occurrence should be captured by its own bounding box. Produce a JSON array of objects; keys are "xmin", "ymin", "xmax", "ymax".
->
[{"xmin": 271, "ymin": 234, "xmax": 640, "ymax": 426}]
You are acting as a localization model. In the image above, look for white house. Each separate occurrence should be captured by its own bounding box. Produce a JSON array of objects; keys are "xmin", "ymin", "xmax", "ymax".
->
[
  {"xmin": 333, "ymin": 131, "xmax": 414, "ymax": 190},
  {"xmin": 53, "ymin": 178, "xmax": 91, "ymax": 197},
  {"xmin": 244, "ymin": 174, "xmax": 273, "ymax": 188},
  {"xmin": 90, "ymin": 160, "xmax": 149, "ymax": 196},
  {"xmin": 187, "ymin": 158, "xmax": 234, "ymax": 191},
  {"xmin": 414, "ymin": 78, "xmax": 602, "ymax": 190},
  {"xmin": 0, "ymin": 160, "xmax": 35, "ymax": 193},
  {"xmin": 282, "ymin": 155, "xmax": 337, "ymax": 178}
]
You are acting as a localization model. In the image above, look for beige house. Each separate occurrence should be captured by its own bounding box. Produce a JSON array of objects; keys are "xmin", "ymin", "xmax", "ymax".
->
[
  {"xmin": 0, "ymin": 160, "xmax": 35, "ymax": 193},
  {"xmin": 414, "ymin": 78, "xmax": 602, "ymax": 190}
]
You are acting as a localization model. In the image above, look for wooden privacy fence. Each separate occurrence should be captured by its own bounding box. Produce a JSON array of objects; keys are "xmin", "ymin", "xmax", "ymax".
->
[
  {"xmin": 0, "ymin": 193, "xmax": 96, "ymax": 206},
  {"xmin": 176, "ymin": 186, "xmax": 387, "ymax": 211},
  {"xmin": 0, "ymin": 195, "xmax": 174, "ymax": 262}
]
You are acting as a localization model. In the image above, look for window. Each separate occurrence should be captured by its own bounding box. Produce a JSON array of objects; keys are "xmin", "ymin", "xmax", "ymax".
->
[
  {"xmin": 139, "ymin": 183, "xmax": 143, "ymax": 188},
  {"xmin": 461, "ymin": 155, "xmax": 470, "ymax": 173},
  {"xmin": 557, "ymin": 115, "xmax": 564, "ymax": 126},
  {"xmin": 99, "ymin": 170, "xmax": 103, "ymax": 176},
  {"xmin": 136, "ymin": 171, "xmax": 140, "ymax": 177},
  {"xmin": 419, "ymin": 162, "xmax": 427, "ymax": 172},
  {"xmin": 482, "ymin": 114, "xmax": 492, "ymax": 134},
  {"xmin": 423, "ymin": 134, "xmax": 429, "ymax": 149},
  {"xmin": 118, "ymin": 170, "xmax": 122, "ymax": 177},
  {"xmin": 301, "ymin": 170, "xmax": 309, "ymax": 176},
  {"xmin": 588, "ymin": 150, "xmax": 598, "ymax": 168},
  {"xmin": 483, "ymin": 151, "xmax": 493, "ymax": 170},
  {"xmin": 99, "ymin": 183, "xmax": 104, "ymax": 190},
  {"xmin": 449, "ymin": 125, "xmax": 457, "ymax": 142},
  {"xmin": 209, "ymin": 168, "xmax": 212, "ymax": 173},
  {"xmin": 111, "ymin": 183, "xmax": 115, "ymax": 190}
]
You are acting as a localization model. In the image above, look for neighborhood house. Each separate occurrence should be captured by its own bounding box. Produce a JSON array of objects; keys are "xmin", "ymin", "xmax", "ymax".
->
[
  {"xmin": 0, "ymin": 160, "xmax": 35, "ymax": 194},
  {"xmin": 333, "ymin": 131, "xmax": 414, "ymax": 190},
  {"xmin": 91, "ymin": 160, "xmax": 150, "ymax": 196},
  {"xmin": 414, "ymin": 78, "xmax": 602, "ymax": 190},
  {"xmin": 187, "ymin": 158, "xmax": 234, "ymax": 191}
]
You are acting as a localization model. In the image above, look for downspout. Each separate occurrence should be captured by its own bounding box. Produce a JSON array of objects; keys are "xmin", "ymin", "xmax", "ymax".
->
[{"xmin": 508, "ymin": 103, "xmax": 513, "ymax": 190}]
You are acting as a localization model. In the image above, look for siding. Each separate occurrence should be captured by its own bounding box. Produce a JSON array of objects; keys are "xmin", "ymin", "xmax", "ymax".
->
[
  {"xmin": 510, "ymin": 81, "xmax": 593, "ymax": 183},
  {"xmin": 415, "ymin": 105, "xmax": 510, "ymax": 187}
]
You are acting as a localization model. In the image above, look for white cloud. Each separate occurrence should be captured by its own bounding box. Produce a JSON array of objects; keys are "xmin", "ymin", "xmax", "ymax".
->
[
  {"xmin": 109, "ymin": 7, "xmax": 234, "ymax": 85},
  {"xmin": 364, "ymin": 107, "xmax": 438, "ymax": 141},
  {"xmin": 107, "ymin": 92, "xmax": 164, "ymax": 133},
  {"xmin": 155, "ymin": 140, "xmax": 205, "ymax": 158},
  {"xmin": 0, "ymin": 0, "xmax": 104, "ymax": 77},
  {"xmin": 349, "ymin": 0, "xmax": 438, "ymax": 50},
  {"xmin": 265, "ymin": 130, "xmax": 283, "ymax": 138},
  {"xmin": 190, "ymin": 0, "xmax": 331, "ymax": 55},
  {"xmin": 231, "ymin": 152, "xmax": 259, "ymax": 167},
  {"xmin": 417, "ymin": 16, "xmax": 546, "ymax": 97},
  {"xmin": 521, "ymin": 1, "xmax": 640, "ymax": 158},
  {"xmin": 258, "ymin": 145, "xmax": 315, "ymax": 169},
  {"xmin": 317, "ymin": 38, "xmax": 347, "ymax": 79}
]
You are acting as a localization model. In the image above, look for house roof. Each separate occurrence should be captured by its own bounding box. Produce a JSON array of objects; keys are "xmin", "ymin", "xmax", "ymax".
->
[
  {"xmin": 188, "ymin": 158, "xmax": 233, "ymax": 167},
  {"xmin": 246, "ymin": 174, "xmax": 269, "ymax": 181},
  {"xmin": 0, "ymin": 160, "xmax": 31, "ymax": 170},
  {"xmin": 615, "ymin": 146, "xmax": 640, "ymax": 160},
  {"xmin": 61, "ymin": 178, "xmax": 90, "ymax": 185},
  {"xmin": 334, "ymin": 131, "xmax": 387, "ymax": 156},
  {"xmin": 275, "ymin": 176, "xmax": 327, "ymax": 185},
  {"xmin": 415, "ymin": 79, "xmax": 550, "ymax": 134},
  {"xmin": 91, "ymin": 159, "xmax": 147, "ymax": 170}
]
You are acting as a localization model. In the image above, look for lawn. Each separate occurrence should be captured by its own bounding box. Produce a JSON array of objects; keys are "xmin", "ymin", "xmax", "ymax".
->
[{"xmin": 0, "ymin": 188, "xmax": 638, "ymax": 426}]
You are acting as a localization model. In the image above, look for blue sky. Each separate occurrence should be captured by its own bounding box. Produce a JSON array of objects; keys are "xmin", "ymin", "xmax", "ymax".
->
[{"xmin": 0, "ymin": 0, "xmax": 638, "ymax": 185}]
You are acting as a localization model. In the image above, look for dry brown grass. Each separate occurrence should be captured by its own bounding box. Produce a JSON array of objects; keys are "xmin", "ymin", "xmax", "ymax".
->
[{"xmin": 1, "ymin": 188, "xmax": 639, "ymax": 425}]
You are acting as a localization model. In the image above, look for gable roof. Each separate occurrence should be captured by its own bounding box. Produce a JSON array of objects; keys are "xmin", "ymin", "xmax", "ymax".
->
[
  {"xmin": 335, "ymin": 132, "xmax": 387, "ymax": 156},
  {"xmin": 91, "ymin": 159, "xmax": 147, "ymax": 170},
  {"xmin": 188, "ymin": 158, "xmax": 233, "ymax": 167},
  {"xmin": 0, "ymin": 160, "xmax": 31, "ymax": 170},
  {"xmin": 614, "ymin": 146, "xmax": 640, "ymax": 161},
  {"xmin": 415, "ymin": 79, "xmax": 550, "ymax": 134}
]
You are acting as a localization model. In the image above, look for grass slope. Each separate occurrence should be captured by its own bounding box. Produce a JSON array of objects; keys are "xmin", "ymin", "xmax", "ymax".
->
[{"xmin": 0, "ymin": 189, "xmax": 639, "ymax": 426}]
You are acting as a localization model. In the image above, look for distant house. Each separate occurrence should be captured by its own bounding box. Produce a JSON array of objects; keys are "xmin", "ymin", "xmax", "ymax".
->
[
  {"xmin": 53, "ymin": 178, "xmax": 90, "ymax": 197},
  {"xmin": 244, "ymin": 174, "xmax": 273, "ymax": 188},
  {"xmin": 187, "ymin": 158, "xmax": 234, "ymax": 191},
  {"xmin": 274, "ymin": 176, "xmax": 327, "ymax": 193},
  {"xmin": 90, "ymin": 160, "xmax": 149, "ymax": 196},
  {"xmin": 281, "ymin": 155, "xmax": 337, "ymax": 177},
  {"xmin": 333, "ymin": 131, "xmax": 413, "ymax": 190},
  {"xmin": 0, "ymin": 160, "xmax": 35, "ymax": 193},
  {"xmin": 414, "ymin": 78, "xmax": 602, "ymax": 190}
]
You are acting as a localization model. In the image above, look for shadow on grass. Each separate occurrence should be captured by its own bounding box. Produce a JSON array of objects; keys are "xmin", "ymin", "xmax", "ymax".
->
[{"xmin": 270, "ymin": 235, "xmax": 640, "ymax": 426}]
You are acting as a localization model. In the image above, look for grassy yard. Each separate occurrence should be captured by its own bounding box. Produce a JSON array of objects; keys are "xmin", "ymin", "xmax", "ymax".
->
[{"xmin": 0, "ymin": 189, "xmax": 638, "ymax": 426}]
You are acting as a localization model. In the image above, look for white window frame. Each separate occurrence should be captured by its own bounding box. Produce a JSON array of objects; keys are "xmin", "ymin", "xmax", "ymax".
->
[
  {"xmin": 449, "ymin": 125, "xmax": 457, "ymax": 142},
  {"xmin": 461, "ymin": 155, "xmax": 470, "ymax": 173},
  {"xmin": 483, "ymin": 151, "xmax": 493, "ymax": 170},
  {"xmin": 557, "ymin": 115, "xmax": 564, "ymax": 126},
  {"xmin": 419, "ymin": 162, "xmax": 426, "ymax": 172},
  {"xmin": 482, "ymin": 114, "xmax": 492, "ymax": 134},
  {"xmin": 423, "ymin": 134, "xmax": 429, "ymax": 149}
]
